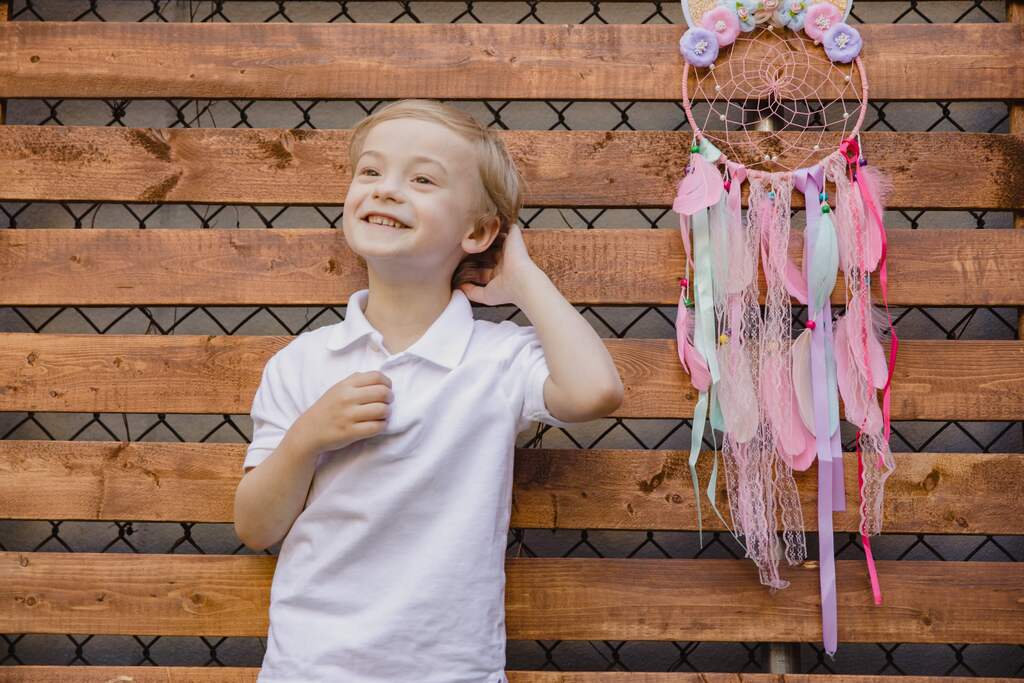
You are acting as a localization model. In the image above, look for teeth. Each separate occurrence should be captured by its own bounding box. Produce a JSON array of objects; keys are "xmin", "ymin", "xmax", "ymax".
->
[{"xmin": 366, "ymin": 215, "xmax": 408, "ymax": 229}]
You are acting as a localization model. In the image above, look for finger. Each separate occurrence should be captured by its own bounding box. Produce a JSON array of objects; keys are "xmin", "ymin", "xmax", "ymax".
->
[{"xmin": 458, "ymin": 283, "xmax": 481, "ymax": 302}]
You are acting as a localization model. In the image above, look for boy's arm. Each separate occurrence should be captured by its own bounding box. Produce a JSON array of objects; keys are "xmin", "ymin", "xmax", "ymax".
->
[
  {"xmin": 511, "ymin": 264, "xmax": 624, "ymax": 423},
  {"xmin": 235, "ymin": 420, "xmax": 320, "ymax": 552}
]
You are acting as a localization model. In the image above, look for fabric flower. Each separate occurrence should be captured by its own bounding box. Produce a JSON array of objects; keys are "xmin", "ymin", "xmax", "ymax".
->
[
  {"xmin": 803, "ymin": 1, "xmax": 842, "ymax": 42},
  {"xmin": 700, "ymin": 6, "xmax": 741, "ymax": 47},
  {"xmin": 823, "ymin": 22, "xmax": 862, "ymax": 62},
  {"xmin": 753, "ymin": 0, "xmax": 781, "ymax": 24},
  {"xmin": 680, "ymin": 27, "xmax": 720, "ymax": 67},
  {"xmin": 733, "ymin": 0, "xmax": 760, "ymax": 31},
  {"xmin": 776, "ymin": 0, "xmax": 808, "ymax": 30}
]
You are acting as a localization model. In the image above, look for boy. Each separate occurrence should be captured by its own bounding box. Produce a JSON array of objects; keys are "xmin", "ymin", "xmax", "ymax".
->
[{"xmin": 234, "ymin": 99, "xmax": 624, "ymax": 682}]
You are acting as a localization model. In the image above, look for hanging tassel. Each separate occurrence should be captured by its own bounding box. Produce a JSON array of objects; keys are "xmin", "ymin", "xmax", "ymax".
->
[
  {"xmin": 716, "ymin": 330, "xmax": 759, "ymax": 442},
  {"xmin": 854, "ymin": 164, "xmax": 892, "ymax": 272},
  {"xmin": 674, "ymin": 149, "xmax": 724, "ymax": 217},
  {"xmin": 759, "ymin": 346, "xmax": 816, "ymax": 470},
  {"xmin": 674, "ymin": 139, "xmax": 727, "ymax": 550},
  {"xmin": 725, "ymin": 169, "xmax": 754, "ymax": 294},
  {"xmin": 834, "ymin": 310, "xmax": 883, "ymax": 434},
  {"xmin": 791, "ymin": 325, "xmax": 816, "ymax": 435},
  {"xmin": 676, "ymin": 288, "xmax": 712, "ymax": 392},
  {"xmin": 810, "ymin": 207, "xmax": 840, "ymax": 318}
]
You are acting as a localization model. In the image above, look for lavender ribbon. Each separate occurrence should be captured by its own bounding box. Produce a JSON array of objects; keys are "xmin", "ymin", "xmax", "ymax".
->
[{"xmin": 793, "ymin": 164, "xmax": 846, "ymax": 659}]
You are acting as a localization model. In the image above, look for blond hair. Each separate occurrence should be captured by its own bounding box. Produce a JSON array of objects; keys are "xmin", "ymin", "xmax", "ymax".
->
[{"xmin": 347, "ymin": 99, "xmax": 525, "ymax": 290}]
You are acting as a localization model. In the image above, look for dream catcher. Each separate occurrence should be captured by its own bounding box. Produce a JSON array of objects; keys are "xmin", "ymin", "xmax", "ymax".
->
[{"xmin": 672, "ymin": 0, "xmax": 898, "ymax": 658}]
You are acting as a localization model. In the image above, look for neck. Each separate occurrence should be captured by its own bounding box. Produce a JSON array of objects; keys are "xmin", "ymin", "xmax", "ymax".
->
[{"xmin": 361, "ymin": 269, "xmax": 455, "ymax": 355}]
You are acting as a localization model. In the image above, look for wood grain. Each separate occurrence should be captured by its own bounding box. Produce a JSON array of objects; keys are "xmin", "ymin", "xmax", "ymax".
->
[
  {"xmin": 0, "ymin": 127, "xmax": 1021, "ymax": 209},
  {"xmin": 0, "ymin": 671, "xmax": 1011, "ymax": 683},
  {"xmin": 1, "ymin": 334, "xmax": 1021, "ymax": 420},
  {"xmin": 0, "ymin": 440, "xmax": 1021, "ymax": 535},
  {"xmin": 1, "ymin": 552, "xmax": 1020, "ymax": 642},
  {"xmin": 1, "ymin": 227, "xmax": 1022, "ymax": 306},
  {"xmin": 1, "ymin": 23, "xmax": 1020, "ymax": 101}
]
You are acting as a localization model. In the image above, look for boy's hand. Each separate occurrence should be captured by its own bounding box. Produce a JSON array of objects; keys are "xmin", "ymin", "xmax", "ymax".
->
[
  {"xmin": 458, "ymin": 223, "xmax": 540, "ymax": 307},
  {"xmin": 294, "ymin": 371, "xmax": 393, "ymax": 454}
]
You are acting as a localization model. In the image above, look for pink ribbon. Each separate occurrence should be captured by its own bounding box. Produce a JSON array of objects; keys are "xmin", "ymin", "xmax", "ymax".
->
[{"xmin": 844, "ymin": 142, "xmax": 897, "ymax": 607}]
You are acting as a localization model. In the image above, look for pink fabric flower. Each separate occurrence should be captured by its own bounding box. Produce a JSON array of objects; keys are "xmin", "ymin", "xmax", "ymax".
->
[
  {"xmin": 700, "ymin": 6, "xmax": 741, "ymax": 47},
  {"xmin": 803, "ymin": 1, "xmax": 842, "ymax": 42},
  {"xmin": 754, "ymin": 0, "xmax": 781, "ymax": 24}
]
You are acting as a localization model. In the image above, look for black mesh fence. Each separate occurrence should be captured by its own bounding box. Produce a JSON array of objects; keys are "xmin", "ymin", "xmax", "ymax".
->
[{"xmin": 0, "ymin": 0, "xmax": 1021, "ymax": 675}]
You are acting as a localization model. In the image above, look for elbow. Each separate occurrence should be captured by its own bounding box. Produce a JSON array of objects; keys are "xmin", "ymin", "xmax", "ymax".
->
[
  {"xmin": 234, "ymin": 483, "xmax": 268, "ymax": 552},
  {"xmin": 597, "ymin": 380, "xmax": 624, "ymax": 416},
  {"xmin": 234, "ymin": 516, "xmax": 266, "ymax": 552},
  {"xmin": 236, "ymin": 522, "xmax": 273, "ymax": 553}
]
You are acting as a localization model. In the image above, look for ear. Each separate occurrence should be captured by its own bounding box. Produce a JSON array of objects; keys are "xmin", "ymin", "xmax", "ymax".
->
[{"xmin": 462, "ymin": 214, "xmax": 502, "ymax": 255}]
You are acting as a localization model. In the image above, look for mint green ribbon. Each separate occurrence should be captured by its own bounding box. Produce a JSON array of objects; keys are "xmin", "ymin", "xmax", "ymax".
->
[{"xmin": 686, "ymin": 139, "xmax": 735, "ymax": 549}]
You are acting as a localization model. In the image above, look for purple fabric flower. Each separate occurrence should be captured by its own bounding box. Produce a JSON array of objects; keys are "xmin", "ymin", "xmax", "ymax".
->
[
  {"xmin": 823, "ymin": 22, "xmax": 862, "ymax": 63},
  {"xmin": 680, "ymin": 27, "xmax": 720, "ymax": 67},
  {"xmin": 700, "ymin": 6, "xmax": 741, "ymax": 47},
  {"xmin": 803, "ymin": 1, "xmax": 842, "ymax": 42}
]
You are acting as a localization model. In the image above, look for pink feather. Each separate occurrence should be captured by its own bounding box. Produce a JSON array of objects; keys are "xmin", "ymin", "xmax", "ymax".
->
[
  {"xmin": 847, "ymin": 298, "xmax": 889, "ymax": 389},
  {"xmin": 757, "ymin": 195, "xmax": 807, "ymax": 305},
  {"xmin": 784, "ymin": 249, "xmax": 809, "ymax": 305},
  {"xmin": 675, "ymin": 289, "xmax": 712, "ymax": 392},
  {"xmin": 673, "ymin": 153, "xmax": 724, "ymax": 217},
  {"xmin": 855, "ymin": 164, "xmax": 892, "ymax": 272},
  {"xmin": 790, "ymin": 427, "xmax": 818, "ymax": 471},
  {"xmin": 760, "ymin": 351, "xmax": 815, "ymax": 470},
  {"xmin": 834, "ymin": 311, "xmax": 883, "ymax": 433},
  {"xmin": 791, "ymin": 327, "xmax": 816, "ymax": 435}
]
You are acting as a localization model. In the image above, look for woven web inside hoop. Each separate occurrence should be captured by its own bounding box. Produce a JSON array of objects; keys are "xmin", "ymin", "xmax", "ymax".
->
[{"xmin": 682, "ymin": 25, "xmax": 868, "ymax": 173}]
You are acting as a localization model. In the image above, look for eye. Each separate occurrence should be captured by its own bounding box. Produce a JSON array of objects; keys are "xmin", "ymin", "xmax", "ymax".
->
[
  {"xmin": 413, "ymin": 176, "xmax": 434, "ymax": 185},
  {"xmin": 360, "ymin": 168, "xmax": 379, "ymax": 176}
]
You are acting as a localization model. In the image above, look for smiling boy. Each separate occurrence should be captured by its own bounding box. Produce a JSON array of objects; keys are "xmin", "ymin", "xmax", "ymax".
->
[{"xmin": 234, "ymin": 99, "xmax": 624, "ymax": 682}]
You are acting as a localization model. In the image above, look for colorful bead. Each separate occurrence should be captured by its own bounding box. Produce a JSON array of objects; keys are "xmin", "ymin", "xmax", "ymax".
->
[
  {"xmin": 683, "ymin": 297, "xmax": 693, "ymax": 307},
  {"xmin": 768, "ymin": 190, "xmax": 776, "ymax": 200},
  {"xmin": 691, "ymin": 144, "xmax": 700, "ymax": 153},
  {"xmin": 719, "ymin": 333, "xmax": 730, "ymax": 345},
  {"xmin": 806, "ymin": 320, "xmax": 816, "ymax": 330},
  {"xmin": 821, "ymin": 204, "xmax": 831, "ymax": 214},
  {"xmin": 819, "ymin": 191, "xmax": 827, "ymax": 201},
  {"xmin": 680, "ymin": 277, "xmax": 689, "ymax": 287},
  {"xmin": 723, "ymin": 180, "xmax": 731, "ymax": 192},
  {"xmin": 859, "ymin": 157, "xmax": 868, "ymax": 167}
]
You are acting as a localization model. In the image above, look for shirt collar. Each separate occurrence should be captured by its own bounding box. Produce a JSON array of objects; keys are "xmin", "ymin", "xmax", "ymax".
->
[{"xmin": 325, "ymin": 287, "xmax": 474, "ymax": 370}]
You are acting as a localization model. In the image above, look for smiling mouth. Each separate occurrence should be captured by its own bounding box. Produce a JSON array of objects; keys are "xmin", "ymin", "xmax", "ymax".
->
[{"xmin": 363, "ymin": 216, "xmax": 412, "ymax": 230}]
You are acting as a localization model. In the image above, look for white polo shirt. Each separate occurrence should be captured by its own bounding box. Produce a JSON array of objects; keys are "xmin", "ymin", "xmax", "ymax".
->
[{"xmin": 243, "ymin": 287, "xmax": 573, "ymax": 683}]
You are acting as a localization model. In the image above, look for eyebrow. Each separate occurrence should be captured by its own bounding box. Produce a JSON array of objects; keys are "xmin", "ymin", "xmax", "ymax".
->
[{"xmin": 357, "ymin": 150, "xmax": 448, "ymax": 174}]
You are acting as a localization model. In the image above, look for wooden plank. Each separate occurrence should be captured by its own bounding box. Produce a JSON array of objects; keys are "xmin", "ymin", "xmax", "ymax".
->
[
  {"xmin": 1, "ymin": 334, "xmax": 1021, "ymax": 420},
  {"xmin": 0, "ymin": 672, "xmax": 1008, "ymax": 683},
  {"xmin": 1, "ymin": 552, "xmax": 1020, "ymax": 642},
  {"xmin": 1, "ymin": 23, "xmax": 1020, "ymax": 101},
  {"xmin": 0, "ymin": 127, "xmax": 1020, "ymax": 210},
  {"xmin": 1012, "ymin": 0, "xmax": 1024, "ymax": 375},
  {"xmin": 0, "ymin": 0, "xmax": 5, "ymax": 127},
  {"xmin": 1, "ymin": 441, "xmax": 1021, "ymax": 535},
  {"xmin": 1, "ymin": 227, "xmax": 1022, "ymax": 307}
]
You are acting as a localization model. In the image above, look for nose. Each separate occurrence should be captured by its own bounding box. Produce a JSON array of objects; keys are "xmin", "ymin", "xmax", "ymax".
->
[{"xmin": 372, "ymin": 173, "xmax": 404, "ymax": 203}]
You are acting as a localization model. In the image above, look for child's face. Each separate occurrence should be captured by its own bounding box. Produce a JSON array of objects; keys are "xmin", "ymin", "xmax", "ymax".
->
[{"xmin": 342, "ymin": 117, "xmax": 495, "ymax": 283}]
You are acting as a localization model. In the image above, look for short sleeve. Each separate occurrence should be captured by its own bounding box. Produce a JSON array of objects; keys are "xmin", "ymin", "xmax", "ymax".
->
[
  {"xmin": 244, "ymin": 349, "xmax": 304, "ymax": 473},
  {"xmin": 501, "ymin": 323, "xmax": 575, "ymax": 433}
]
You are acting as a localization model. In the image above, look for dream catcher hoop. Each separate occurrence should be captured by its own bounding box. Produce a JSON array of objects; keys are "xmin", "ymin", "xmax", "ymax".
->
[{"xmin": 673, "ymin": 0, "xmax": 898, "ymax": 659}]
